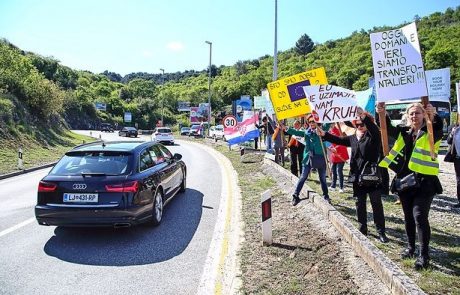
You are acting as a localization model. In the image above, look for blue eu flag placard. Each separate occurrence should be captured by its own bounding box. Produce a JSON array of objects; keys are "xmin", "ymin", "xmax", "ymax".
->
[{"xmin": 287, "ymin": 80, "xmax": 310, "ymax": 102}]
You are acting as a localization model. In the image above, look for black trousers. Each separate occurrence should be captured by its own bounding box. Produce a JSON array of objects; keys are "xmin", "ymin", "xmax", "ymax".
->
[
  {"xmin": 379, "ymin": 166, "xmax": 390, "ymax": 195},
  {"xmin": 289, "ymin": 145, "xmax": 304, "ymax": 176},
  {"xmin": 353, "ymin": 183, "xmax": 386, "ymax": 235},
  {"xmin": 454, "ymin": 157, "xmax": 460, "ymax": 203},
  {"xmin": 399, "ymin": 183, "xmax": 435, "ymax": 258}
]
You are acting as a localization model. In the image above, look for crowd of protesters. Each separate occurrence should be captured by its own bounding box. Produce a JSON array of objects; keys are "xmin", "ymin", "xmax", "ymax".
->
[{"xmin": 254, "ymin": 101, "xmax": 452, "ymax": 270}]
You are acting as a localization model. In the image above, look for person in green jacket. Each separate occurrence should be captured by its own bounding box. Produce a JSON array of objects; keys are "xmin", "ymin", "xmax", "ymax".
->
[{"xmin": 282, "ymin": 116, "xmax": 330, "ymax": 206}]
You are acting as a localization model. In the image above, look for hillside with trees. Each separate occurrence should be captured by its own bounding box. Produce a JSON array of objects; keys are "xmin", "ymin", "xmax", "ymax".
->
[{"xmin": 0, "ymin": 6, "xmax": 459, "ymax": 144}]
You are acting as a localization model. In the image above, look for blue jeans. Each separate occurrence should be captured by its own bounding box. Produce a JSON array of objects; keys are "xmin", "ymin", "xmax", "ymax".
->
[
  {"xmin": 265, "ymin": 135, "xmax": 273, "ymax": 153},
  {"xmin": 331, "ymin": 162, "xmax": 345, "ymax": 189},
  {"xmin": 294, "ymin": 163, "xmax": 329, "ymax": 198}
]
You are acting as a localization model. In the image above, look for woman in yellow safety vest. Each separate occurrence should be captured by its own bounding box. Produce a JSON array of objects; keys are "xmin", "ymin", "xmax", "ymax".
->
[{"xmin": 377, "ymin": 102, "xmax": 443, "ymax": 270}]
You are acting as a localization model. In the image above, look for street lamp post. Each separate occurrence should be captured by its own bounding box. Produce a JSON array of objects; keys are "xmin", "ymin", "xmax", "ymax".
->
[
  {"xmin": 160, "ymin": 68, "xmax": 165, "ymax": 126},
  {"xmin": 273, "ymin": 0, "xmax": 278, "ymax": 81},
  {"xmin": 205, "ymin": 41, "xmax": 212, "ymax": 136}
]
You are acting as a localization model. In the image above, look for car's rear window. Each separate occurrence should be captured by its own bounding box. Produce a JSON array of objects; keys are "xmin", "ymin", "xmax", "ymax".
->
[
  {"xmin": 191, "ymin": 125, "xmax": 200, "ymax": 130},
  {"xmin": 50, "ymin": 151, "xmax": 132, "ymax": 176},
  {"xmin": 157, "ymin": 128, "xmax": 171, "ymax": 133}
]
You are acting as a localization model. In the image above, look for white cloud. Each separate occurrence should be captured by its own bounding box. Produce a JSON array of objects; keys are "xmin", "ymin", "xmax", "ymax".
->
[
  {"xmin": 166, "ymin": 41, "xmax": 184, "ymax": 52},
  {"xmin": 142, "ymin": 50, "xmax": 154, "ymax": 58}
]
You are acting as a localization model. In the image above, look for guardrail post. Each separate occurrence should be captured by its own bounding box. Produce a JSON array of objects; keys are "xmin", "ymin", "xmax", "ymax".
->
[
  {"xmin": 261, "ymin": 190, "xmax": 272, "ymax": 245},
  {"xmin": 18, "ymin": 147, "xmax": 23, "ymax": 170}
]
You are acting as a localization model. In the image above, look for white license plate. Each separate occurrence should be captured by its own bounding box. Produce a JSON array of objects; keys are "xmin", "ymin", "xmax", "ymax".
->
[{"xmin": 63, "ymin": 193, "xmax": 98, "ymax": 203}]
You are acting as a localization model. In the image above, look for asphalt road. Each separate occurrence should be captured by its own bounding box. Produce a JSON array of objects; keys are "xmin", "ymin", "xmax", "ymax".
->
[{"xmin": 0, "ymin": 131, "xmax": 224, "ymax": 295}]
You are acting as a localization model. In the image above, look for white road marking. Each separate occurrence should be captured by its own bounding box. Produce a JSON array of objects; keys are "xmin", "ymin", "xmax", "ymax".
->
[{"xmin": 0, "ymin": 217, "xmax": 35, "ymax": 238}]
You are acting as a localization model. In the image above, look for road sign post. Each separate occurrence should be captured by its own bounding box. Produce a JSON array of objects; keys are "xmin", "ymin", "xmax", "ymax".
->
[{"xmin": 261, "ymin": 190, "xmax": 272, "ymax": 245}]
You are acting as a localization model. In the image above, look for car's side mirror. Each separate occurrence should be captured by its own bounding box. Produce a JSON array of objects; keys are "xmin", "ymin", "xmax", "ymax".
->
[{"xmin": 173, "ymin": 153, "xmax": 182, "ymax": 161}]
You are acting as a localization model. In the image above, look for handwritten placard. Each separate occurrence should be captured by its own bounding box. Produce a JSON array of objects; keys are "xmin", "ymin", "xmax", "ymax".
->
[
  {"xmin": 303, "ymin": 85, "xmax": 359, "ymax": 123},
  {"xmin": 370, "ymin": 22, "xmax": 427, "ymax": 102}
]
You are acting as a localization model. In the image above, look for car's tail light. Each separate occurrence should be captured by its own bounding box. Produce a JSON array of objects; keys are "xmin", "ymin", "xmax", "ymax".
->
[
  {"xmin": 38, "ymin": 181, "xmax": 57, "ymax": 192},
  {"xmin": 105, "ymin": 181, "xmax": 139, "ymax": 193}
]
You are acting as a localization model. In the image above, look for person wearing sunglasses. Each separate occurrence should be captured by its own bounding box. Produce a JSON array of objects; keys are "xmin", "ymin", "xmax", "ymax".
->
[
  {"xmin": 283, "ymin": 115, "xmax": 330, "ymax": 206},
  {"xmin": 316, "ymin": 107, "xmax": 389, "ymax": 244}
]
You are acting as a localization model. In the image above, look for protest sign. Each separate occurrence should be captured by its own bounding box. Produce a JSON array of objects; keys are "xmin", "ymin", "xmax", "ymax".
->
[
  {"xmin": 303, "ymin": 85, "xmax": 359, "ymax": 123},
  {"xmin": 254, "ymin": 96, "xmax": 266, "ymax": 110},
  {"xmin": 355, "ymin": 88, "xmax": 376, "ymax": 116},
  {"xmin": 267, "ymin": 67, "xmax": 328, "ymax": 120},
  {"xmin": 426, "ymin": 68, "xmax": 451, "ymax": 102},
  {"xmin": 261, "ymin": 89, "xmax": 275, "ymax": 116},
  {"xmin": 370, "ymin": 22, "xmax": 427, "ymax": 102}
]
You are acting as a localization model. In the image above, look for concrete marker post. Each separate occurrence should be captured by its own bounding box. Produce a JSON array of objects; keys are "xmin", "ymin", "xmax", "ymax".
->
[
  {"xmin": 18, "ymin": 147, "xmax": 23, "ymax": 170},
  {"xmin": 261, "ymin": 189, "xmax": 272, "ymax": 245}
]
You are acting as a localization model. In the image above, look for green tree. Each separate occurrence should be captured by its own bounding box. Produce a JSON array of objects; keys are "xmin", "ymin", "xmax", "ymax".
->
[{"xmin": 295, "ymin": 34, "xmax": 315, "ymax": 59}]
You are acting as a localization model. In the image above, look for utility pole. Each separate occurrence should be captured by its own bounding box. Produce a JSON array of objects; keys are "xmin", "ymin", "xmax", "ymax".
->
[
  {"xmin": 160, "ymin": 68, "xmax": 165, "ymax": 126},
  {"xmin": 205, "ymin": 41, "xmax": 212, "ymax": 136}
]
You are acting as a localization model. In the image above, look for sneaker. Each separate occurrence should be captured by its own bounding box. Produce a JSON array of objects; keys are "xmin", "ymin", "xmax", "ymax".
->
[
  {"xmin": 394, "ymin": 199, "xmax": 401, "ymax": 205},
  {"xmin": 378, "ymin": 233, "xmax": 389, "ymax": 243},
  {"xmin": 400, "ymin": 248, "xmax": 416, "ymax": 259},
  {"xmin": 324, "ymin": 196, "xmax": 331, "ymax": 204},
  {"xmin": 339, "ymin": 188, "xmax": 344, "ymax": 193},
  {"xmin": 329, "ymin": 186, "xmax": 336, "ymax": 191},
  {"xmin": 414, "ymin": 256, "xmax": 430, "ymax": 270},
  {"xmin": 291, "ymin": 194, "xmax": 300, "ymax": 206}
]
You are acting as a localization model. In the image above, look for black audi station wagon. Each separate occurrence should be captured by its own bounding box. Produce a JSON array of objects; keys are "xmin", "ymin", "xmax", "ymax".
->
[{"xmin": 35, "ymin": 141, "xmax": 186, "ymax": 227}]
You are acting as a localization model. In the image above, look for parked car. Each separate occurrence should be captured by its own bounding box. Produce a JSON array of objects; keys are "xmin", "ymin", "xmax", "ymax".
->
[
  {"xmin": 180, "ymin": 127, "xmax": 191, "ymax": 136},
  {"xmin": 118, "ymin": 127, "xmax": 138, "ymax": 137},
  {"xmin": 35, "ymin": 141, "xmax": 187, "ymax": 227},
  {"xmin": 100, "ymin": 123, "xmax": 114, "ymax": 132},
  {"xmin": 189, "ymin": 124, "xmax": 202, "ymax": 137},
  {"xmin": 152, "ymin": 127, "xmax": 175, "ymax": 145},
  {"xmin": 209, "ymin": 125, "xmax": 225, "ymax": 141}
]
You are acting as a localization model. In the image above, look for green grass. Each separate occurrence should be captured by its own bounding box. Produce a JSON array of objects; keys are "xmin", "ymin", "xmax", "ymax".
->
[{"xmin": 0, "ymin": 131, "xmax": 95, "ymax": 175}]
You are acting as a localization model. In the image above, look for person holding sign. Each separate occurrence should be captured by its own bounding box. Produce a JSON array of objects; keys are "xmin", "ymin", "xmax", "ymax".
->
[
  {"xmin": 287, "ymin": 120, "xmax": 305, "ymax": 177},
  {"xmin": 377, "ymin": 103, "xmax": 443, "ymax": 270},
  {"xmin": 316, "ymin": 108, "xmax": 389, "ymax": 244},
  {"xmin": 445, "ymin": 122, "xmax": 460, "ymax": 208},
  {"xmin": 283, "ymin": 115, "xmax": 330, "ymax": 206}
]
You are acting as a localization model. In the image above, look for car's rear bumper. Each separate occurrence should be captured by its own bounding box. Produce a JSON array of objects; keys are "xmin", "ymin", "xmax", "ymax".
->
[{"xmin": 35, "ymin": 204, "xmax": 150, "ymax": 227}]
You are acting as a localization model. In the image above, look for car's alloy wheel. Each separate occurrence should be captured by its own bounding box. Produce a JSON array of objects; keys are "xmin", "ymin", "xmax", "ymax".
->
[{"xmin": 152, "ymin": 190, "xmax": 163, "ymax": 226}]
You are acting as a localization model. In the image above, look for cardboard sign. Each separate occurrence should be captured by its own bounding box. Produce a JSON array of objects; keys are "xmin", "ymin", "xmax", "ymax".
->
[
  {"xmin": 426, "ymin": 68, "xmax": 451, "ymax": 102},
  {"xmin": 303, "ymin": 85, "xmax": 359, "ymax": 123},
  {"xmin": 370, "ymin": 22, "xmax": 427, "ymax": 102},
  {"xmin": 267, "ymin": 67, "xmax": 328, "ymax": 120}
]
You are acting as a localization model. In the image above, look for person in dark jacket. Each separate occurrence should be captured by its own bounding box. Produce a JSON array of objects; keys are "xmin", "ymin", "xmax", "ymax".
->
[
  {"xmin": 377, "ymin": 102, "xmax": 443, "ymax": 270},
  {"xmin": 446, "ymin": 122, "xmax": 460, "ymax": 208},
  {"xmin": 316, "ymin": 107, "xmax": 389, "ymax": 244}
]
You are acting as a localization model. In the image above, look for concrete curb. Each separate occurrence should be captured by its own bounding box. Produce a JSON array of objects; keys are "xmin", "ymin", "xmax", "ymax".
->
[
  {"xmin": 0, "ymin": 162, "xmax": 56, "ymax": 181},
  {"xmin": 264, "ymin": 157, "xmax": 426, "ymax": 295}
]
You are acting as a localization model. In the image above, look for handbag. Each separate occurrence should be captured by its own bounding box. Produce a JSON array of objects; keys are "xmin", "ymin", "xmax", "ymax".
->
[
  {"xmin": 358, "ymin": 162, "xmax": 381, "ymax": 187},
  {"xmin": 394, "ymin": 172, "xmax": 420, "ymax": 193},
  {"xmin": 444, "ymin": 144, "xmax": 455, "ymax": 163}
]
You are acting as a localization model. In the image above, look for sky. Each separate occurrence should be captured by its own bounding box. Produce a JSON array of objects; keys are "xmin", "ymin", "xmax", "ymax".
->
[{"xmin": 0, "ymin": 0, "xmax": 458, "ymax": 76}]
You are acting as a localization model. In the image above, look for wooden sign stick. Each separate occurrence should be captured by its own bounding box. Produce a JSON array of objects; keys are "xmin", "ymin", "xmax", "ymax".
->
[
  {"xmin": 377, "ymin": 102, "xmax": 389, "ymax": 156},
  {"xmin": 421, "ymin": 96, "xmax": 436, "ymax": 160}
]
